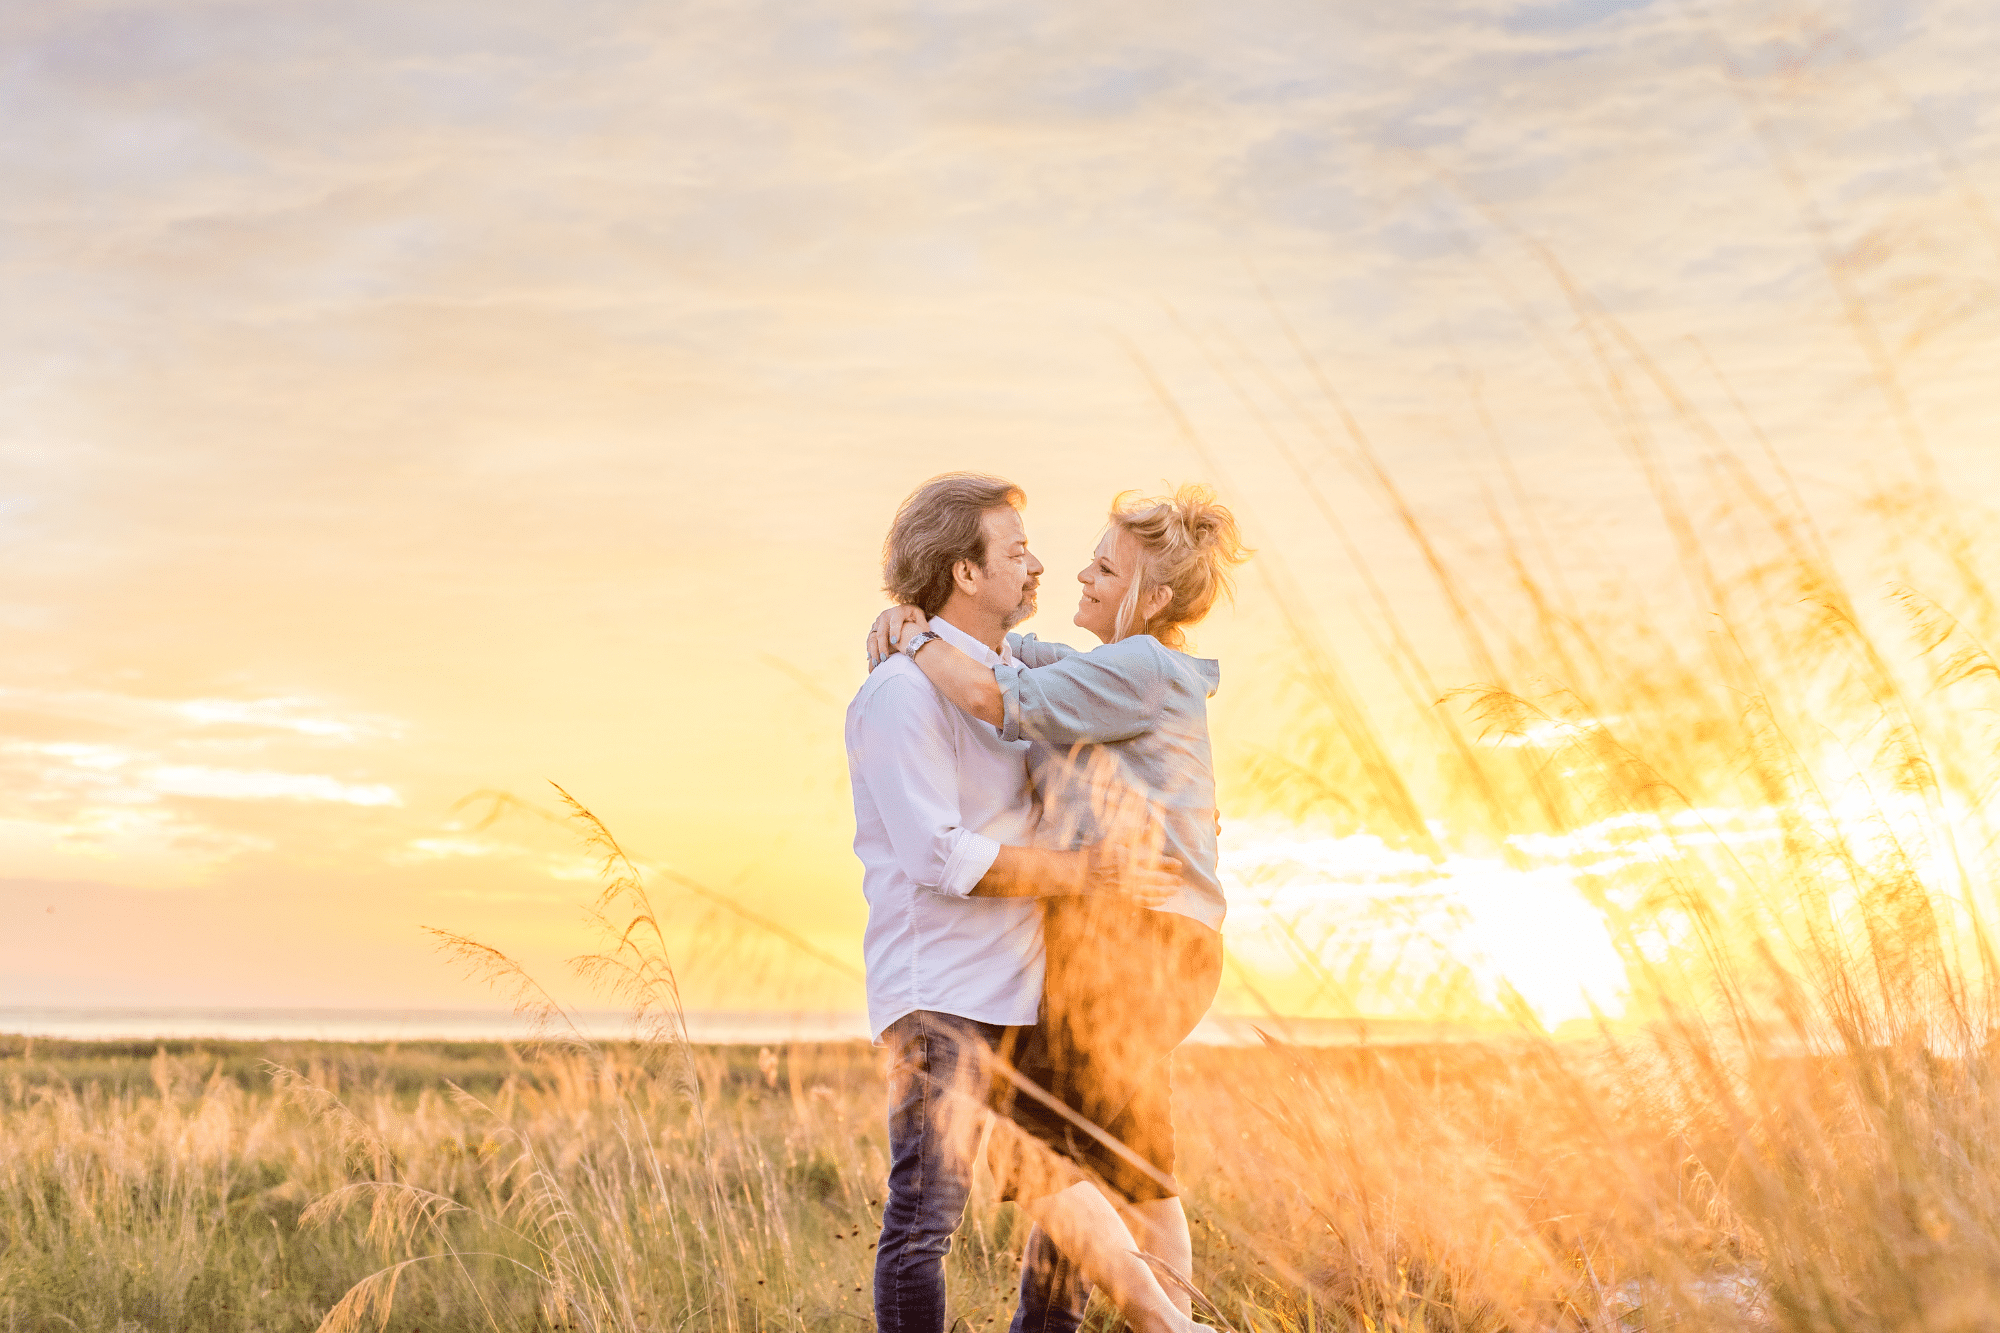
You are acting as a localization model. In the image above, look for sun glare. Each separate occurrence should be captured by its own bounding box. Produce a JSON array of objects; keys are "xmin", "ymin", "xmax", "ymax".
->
[
  {"xmin": 1217, "ymin": 805, "xmax": 1811, "ymax": 1029},
  {"xmin": 1219, "ymin": 818, "xmax": 1624, "ymax": 1027}
]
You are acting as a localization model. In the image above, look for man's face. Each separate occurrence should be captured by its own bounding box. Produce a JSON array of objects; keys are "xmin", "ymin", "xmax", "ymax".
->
[{"xmin": 975, "ymin": 506, "xmax": 1043, "ymax": 629}]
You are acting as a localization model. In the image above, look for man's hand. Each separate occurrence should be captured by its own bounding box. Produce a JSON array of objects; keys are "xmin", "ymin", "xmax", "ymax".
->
[
  {"xmin": 1083, "ymin": 841, "xmax": 1183, "ymax": 908},
  {"xmin": 866, "ymin": 606, "xmax": 930, "ymax": 671},
  {"xmin": 972, "ymin": 841, "xmax": 1182, "ymax": 901}
]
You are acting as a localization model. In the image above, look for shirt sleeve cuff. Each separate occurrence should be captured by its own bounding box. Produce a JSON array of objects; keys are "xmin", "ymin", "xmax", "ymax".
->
[
  {"xmin": 936, "ymin": 830, "xmax": 1002, "ymax": 898},
  {"xmin": 994, "ymin": 664, "xmax": 1025, "ymax": 743}
]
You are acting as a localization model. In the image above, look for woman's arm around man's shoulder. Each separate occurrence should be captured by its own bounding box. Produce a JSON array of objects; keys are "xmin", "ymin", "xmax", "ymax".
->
[{"xmin": 1004, "ymin": 631, "xmax": 1082, "ymax": 668}]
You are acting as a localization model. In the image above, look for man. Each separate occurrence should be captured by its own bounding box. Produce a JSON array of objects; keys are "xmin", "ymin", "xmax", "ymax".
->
[{"xmin": 847, "ymin": 473, "xmax": 1176, "ymax": 1333}]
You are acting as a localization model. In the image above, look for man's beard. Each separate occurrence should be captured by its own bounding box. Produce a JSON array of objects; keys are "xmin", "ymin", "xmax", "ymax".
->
[{"xmin": 1004, "ymin": 585, "xmax": 1039, "ymax": 630}]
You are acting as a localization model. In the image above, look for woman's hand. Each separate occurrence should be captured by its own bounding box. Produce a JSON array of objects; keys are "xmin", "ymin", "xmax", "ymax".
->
[
  {"xmin": 866, "ymin": 605, "xmax": 930, "ymax": 671},
  {"xmin": 1083, "ymin": 841, "xmax": 1184, "ymax": 908}
]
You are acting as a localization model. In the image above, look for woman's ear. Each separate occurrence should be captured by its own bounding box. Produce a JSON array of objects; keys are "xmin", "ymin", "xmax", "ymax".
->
[{"xmin": 1142, "ymin": 583, "xmax": 1173, "ymax": 625}]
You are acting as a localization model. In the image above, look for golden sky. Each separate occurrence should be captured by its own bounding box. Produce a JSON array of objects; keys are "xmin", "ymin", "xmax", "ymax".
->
[{"xmin": 2, "ymin": 0, "xmax": 1995, "ymax": 1018}]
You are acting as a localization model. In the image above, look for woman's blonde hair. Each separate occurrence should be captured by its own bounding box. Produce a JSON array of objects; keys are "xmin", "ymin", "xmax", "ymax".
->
[{"xmin": 1108, "ymin": 484, "xmax": 1251, "ymax": 648}]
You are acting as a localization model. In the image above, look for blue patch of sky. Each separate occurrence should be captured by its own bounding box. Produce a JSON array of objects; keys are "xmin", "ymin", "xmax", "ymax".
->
[
  {"xmin": 1048, "ymin": 58, "xmax": 1190, "ymax": 118},
  {"xmin": 1679, "ymin": 242, "xmax": 1818, "ymax": 302},
  {"xmin": 890, "ymin": 2, "xmax": 1022, "ymax": 86},
  {"xmin": 1222, "ymin": 73, "xmax": 1347, "ymax": 108},
  {"xmin": 1435, "ymin": 302, "xmax": 1525, "ymax": 346},
  {"xmin": 865, "ymin": 7, "xmax": 1146, "ymax": 122},
  {"xmin": 1488, "ymin": 39, "xmax": 1609, "ymax": 79},
  {"xmin": 762, "ymin": 10, "xmax": 859, "ymax": 67},
  {"xmin": 1292, "ymin": 269, "xmax": 1438, "ymax": 353},
  {"xmin": 1230, "ymin": 129, "xmax": 1367, "ymax": 234},
  {"xmin": 887, "ymin": 0, "xmax": 1362, "ymax": 124},
  {"xmin": 1445, "ymin": 148, "xmax": 1575, "ymax": 212},
  {"xmin": 1502, "ymin": 0, "xmax": 1656, "ymax": 37},
  {"xmin": 321, "ymin": 0, "xmax": 606, "ymax": 64},
  {"xmin": 1190, "ymin": 1, "xmax": 1368, "ymax": 84},
  {"xmin": 1911, "ymin": 87, "xmax": 1988, "ymax": 152},
  {"xmin": 1837, "ymin": 0, "xmax": 1924, "ymax": 62},
  {"xmin": 939, "ymin": 38, "xmax": 1195, "ymax": 124},
  {"xmin": 1379, "ymin": 111, "xmax": 1467, "ymax": 152},
  {"xmin": 12, "ymin": 7, "xmax": 216, "ymax": 89},
  {"xmin": 1717, "ymin": 11, "xmax": 1919, "ymax": 86},
  {"xmin": 1379, "ymin": 206, "xmax": 1478, "ymax": 265}
]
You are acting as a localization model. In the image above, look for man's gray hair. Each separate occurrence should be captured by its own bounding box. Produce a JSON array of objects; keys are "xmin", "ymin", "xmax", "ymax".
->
[{"xmin": 883, "ymin": 473, "xmax": 1026, "ymax": 617}]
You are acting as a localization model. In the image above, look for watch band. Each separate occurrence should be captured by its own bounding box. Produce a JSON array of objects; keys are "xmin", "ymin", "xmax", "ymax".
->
[{"xmin": 902, "ymin": 629, "xmax": 944, "ymax": 659}]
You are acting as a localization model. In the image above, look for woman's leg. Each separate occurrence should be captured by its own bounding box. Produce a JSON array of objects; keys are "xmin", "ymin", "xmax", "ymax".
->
[
  {"xmin": 1094, "ymin": 919, "xmax": 1215, "ymax": 1321},
  {"xmin": 1003, "ymin": 909, "xmax": 1221, "ymax": 1333},
  {"xmin": 1127, "ymin": 1197, "xmax": 1194, "ymax": 1316},
  {"xmin": 1018, "ymin": 1181, "xmax": 1195, "ymax": 1333},
  {"xmin": 1010, "ymin": 1196, "xmax": 1193, "ymax": 1330}
]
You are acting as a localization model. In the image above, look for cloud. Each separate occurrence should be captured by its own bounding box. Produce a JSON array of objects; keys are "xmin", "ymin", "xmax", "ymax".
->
[
  {"xmin": 0, "ymin": 689, "xmax": 404, "ymax": 877},
  {"xmin": 143, "ymin": 765, "xmax": 399, "ymax": 805},
  {"xmin": 173, "ymin": 696, "xmax": 383, "ymax": 739}
]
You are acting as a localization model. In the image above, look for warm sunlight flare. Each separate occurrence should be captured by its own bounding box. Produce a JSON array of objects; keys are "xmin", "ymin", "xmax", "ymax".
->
[{"xmin": 1220, "ymin": 819, "xmax": 1636, "ymax": 1027}]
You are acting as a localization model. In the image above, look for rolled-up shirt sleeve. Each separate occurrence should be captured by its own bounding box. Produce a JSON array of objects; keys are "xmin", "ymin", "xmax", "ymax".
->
[
  {"xmin": 995, "ymin": 637, "xmax": 1167, "ymax": 746},
  {"xmin": 852, "ymin": 675, "xmax": 1001, "ymax": 897},
  {"xmin": 1005, "ymin": 632, "xmax": 1082, "ymax": 668}
]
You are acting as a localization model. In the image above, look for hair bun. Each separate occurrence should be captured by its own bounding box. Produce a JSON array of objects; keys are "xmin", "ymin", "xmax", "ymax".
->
[{"xmin": 1174, "ymin": 488, "xmax": 1225, "ymax": 544}]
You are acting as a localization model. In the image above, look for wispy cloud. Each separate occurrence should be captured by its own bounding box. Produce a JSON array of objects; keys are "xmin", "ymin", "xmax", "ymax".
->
[
  {"xmin": 0, "ymin": 690, "xmax": 403, "ymax": 874},
  {"xmin": 144, "ymin": 765, "xmax": 399, "ymax": 805}
]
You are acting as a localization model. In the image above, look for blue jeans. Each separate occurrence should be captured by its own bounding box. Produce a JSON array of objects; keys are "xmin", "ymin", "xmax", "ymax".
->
[
  {"xmin": 1011, "ymin": 1224, "xmax": 1088, "ymax": 1333},
  {"xmin": 875, "ymin": 1011, "xmax": 1083, "ymax": 1333}
]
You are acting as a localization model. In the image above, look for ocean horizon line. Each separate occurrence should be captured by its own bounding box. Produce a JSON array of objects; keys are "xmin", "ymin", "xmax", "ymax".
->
[{"xmin": 0, "ymin": 1005, "xmax": 1521, "ymax": 1047}]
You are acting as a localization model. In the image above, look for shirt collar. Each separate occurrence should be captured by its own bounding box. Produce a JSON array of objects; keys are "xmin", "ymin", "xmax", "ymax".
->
[{"xmin": 928, "ymin": 615, "xmax": 1015, "ymax": 667}]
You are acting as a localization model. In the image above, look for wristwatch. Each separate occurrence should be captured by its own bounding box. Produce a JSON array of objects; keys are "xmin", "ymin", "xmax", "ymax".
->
[{"xmin": 902, "ymin": 630, "xmax": 944, "ymax": 659}]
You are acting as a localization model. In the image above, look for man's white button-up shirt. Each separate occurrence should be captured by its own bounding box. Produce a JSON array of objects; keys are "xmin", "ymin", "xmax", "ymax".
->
[{"xmin": 845, "ymin": 615, "xmax": 1043, "ymax": 1041}]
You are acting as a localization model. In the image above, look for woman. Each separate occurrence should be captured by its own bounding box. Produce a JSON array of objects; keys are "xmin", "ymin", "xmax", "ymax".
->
[{"xmin": 867, "ymin": 484, "xmax": 1248, "ymax": 1333}]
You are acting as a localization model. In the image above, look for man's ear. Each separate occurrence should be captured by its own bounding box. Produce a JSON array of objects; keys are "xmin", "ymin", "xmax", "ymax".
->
[{"xmin": 951, "ymin": 559, "xmax": 980, "ymax": 596}]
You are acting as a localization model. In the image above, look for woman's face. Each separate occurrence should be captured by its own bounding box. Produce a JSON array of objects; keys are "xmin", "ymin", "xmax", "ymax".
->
[{"xmin": 1074, "ymin": 527, "xmax": 1141, "ymax": 643}]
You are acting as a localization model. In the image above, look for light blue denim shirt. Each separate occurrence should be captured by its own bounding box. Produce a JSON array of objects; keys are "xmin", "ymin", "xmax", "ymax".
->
[{"xmin": 995, "ymin": 632, "xmax": 1224, "ymax": 931}]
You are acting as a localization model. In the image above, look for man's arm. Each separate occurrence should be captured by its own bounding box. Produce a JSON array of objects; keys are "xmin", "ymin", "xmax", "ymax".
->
[
  {"xmin": 971, "ymin": 842, "xmax": 1182, "ymax": 906},
  {"xmin": 851, "ymin": 673, "xmax": 1005, "ymax": 897},
  {"xmin": 854, "ymin": 673, "xmax": 1180, "ymax": 906}
]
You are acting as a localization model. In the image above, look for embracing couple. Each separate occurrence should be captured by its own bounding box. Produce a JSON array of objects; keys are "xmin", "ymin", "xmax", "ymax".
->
[{"xmin": 844, "ymin": 472, "xmax": 1248, "ymax": 1333}]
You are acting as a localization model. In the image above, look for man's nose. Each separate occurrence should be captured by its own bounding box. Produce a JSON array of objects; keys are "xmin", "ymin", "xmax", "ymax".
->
[{"xmin": 1027, "ymin": 552, "xmax": 1044, "ymax": 575}]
